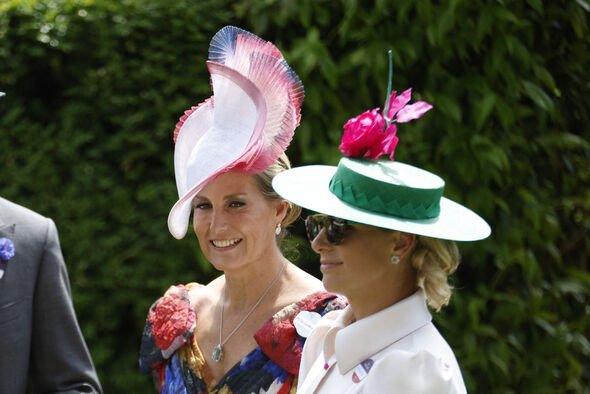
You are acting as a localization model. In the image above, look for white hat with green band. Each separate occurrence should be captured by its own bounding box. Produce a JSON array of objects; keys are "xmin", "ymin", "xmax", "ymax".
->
[
  {"xmin": 272, "ymin": 51, "xmax": 491, "ymax": 242},
  {"xmin": 273, "ymin": 158, "xmax": 491, "ymax": 241}
]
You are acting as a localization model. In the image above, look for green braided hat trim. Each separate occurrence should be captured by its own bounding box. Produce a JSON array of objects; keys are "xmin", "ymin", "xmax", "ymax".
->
[{"xmin": 328, "ymin": 160, "xmax": 444, "ymax": 220}]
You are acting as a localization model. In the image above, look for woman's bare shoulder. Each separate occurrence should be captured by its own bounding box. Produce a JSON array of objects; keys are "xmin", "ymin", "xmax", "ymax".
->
[{"xmin": 187, "ymin": 275, "xmax": 224, "ymax": 310}]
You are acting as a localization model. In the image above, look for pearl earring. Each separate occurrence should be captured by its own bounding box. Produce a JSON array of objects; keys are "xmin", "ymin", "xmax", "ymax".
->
[
  {"xmin": 275, "ymin": 223, "xmax": 282, "ymax": 235},
  {"xmin": 390, "ymin": 255, "xmax": 400, "ymax": 265}
]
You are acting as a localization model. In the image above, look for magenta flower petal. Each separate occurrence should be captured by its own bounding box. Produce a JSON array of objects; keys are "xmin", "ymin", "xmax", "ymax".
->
[
  {"xmin": 338, "ymin": 69, "xmax": 432, "ymax": 161},
  {"xmin": 375, "ymin": 124, "xmax": 399, "ymax": 160},
  {"xmin": 340, "ymin": 109, "xmax": 386, "ymax": 158},
  {"xmin": 396, "ymin": 101, "xmax": 433, "ymax": 123},
  {"xmin": 385, "ymin": 88, "xmax": 412, "ymax": 119},
  {"xmin": 382, "ymin": 134, "xmax": 399, "ymax": 160}
]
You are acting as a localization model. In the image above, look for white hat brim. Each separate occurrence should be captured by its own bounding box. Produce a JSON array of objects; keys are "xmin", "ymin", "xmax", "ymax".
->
[{"xmin": 273, "ymin": 165, "xmax": 491, "ymax": 241}]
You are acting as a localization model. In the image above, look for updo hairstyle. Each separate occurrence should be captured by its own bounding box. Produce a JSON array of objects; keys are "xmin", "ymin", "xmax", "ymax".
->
[{"xmin": 410, "ymin": 236, "xmax": 461, "ymax": 311}]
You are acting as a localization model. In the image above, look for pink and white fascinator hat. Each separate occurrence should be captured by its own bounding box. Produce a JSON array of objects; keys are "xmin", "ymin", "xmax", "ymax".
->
[
  {"xmin": 168, "ymin": 26, "xmax": 304, "ymax": 239},
  {"xmin": 273, "ymin": 52, "xmax": 490, "ymax": 242}
]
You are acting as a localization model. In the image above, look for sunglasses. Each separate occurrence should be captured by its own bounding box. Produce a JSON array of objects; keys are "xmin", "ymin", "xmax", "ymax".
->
[{"xmin": 304, "ymin": 214, "xmax": 351, "ymax": 245}]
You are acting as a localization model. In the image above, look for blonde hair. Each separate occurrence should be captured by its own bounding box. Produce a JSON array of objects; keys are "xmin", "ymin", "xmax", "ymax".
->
[
  {"xmin": 253, "ymin": 153, "xmax": 302, "ymax": 241},
  {"xmin": 410, "ymin": 235, "xmax": 461, "ymax": 312}
]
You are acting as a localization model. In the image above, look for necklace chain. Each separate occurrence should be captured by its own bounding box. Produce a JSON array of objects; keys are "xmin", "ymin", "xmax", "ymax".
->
[{"xmin": 212, "ymin": 262, "xmax": 287, "ymax": 363}]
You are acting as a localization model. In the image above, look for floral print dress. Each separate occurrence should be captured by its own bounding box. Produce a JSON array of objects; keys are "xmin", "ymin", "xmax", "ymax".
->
[{"xmin": 139, "ymin": 283, "xmax": 346, "ymax": 394}]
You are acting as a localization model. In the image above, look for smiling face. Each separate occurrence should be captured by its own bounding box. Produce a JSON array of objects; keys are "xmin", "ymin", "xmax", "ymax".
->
[
  {"xmin": 192, "ymin": 172, "xmax": 287, "ymax": 272},
  {"xmin": 310, "ymin": 220, "xmax": 417, "ymax": 305}
]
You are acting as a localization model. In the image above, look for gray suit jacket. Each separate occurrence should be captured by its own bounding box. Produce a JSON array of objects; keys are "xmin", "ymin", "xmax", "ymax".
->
[{"xmin": 0, "ymin": 197, "xmax": 102, "ymax": 393}]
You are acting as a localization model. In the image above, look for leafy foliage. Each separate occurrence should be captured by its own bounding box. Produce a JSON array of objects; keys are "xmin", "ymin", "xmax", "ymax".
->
[{"xmin": 1, "ymin": 0, "xmax": 588, "ymax": 392}]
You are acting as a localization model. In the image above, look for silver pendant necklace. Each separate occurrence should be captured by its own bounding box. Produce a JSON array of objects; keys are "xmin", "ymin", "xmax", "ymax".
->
[{"xmin": 212, "ymin": 262, "xmax": 287, "ymax": 363}]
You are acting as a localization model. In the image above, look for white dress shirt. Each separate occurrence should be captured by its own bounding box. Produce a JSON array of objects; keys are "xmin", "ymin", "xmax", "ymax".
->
[{"xmin": 297, "ymin": 291, "xmax": 467, "ymax": 393}]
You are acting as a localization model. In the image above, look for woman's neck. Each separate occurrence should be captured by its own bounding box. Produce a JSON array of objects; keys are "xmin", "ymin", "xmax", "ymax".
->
[
  {"xmin": 222, "ymin": 253, "xmax": 288, "ymax": 310},
  {"xmin": 347, "ymin": 278, "xmax": 418, "ymax": 321}
]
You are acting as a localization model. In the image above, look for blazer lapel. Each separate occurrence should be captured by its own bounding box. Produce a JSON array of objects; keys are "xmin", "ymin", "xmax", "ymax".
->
[{"xmin": 0, "ymin": 223, "xmax": 16, "ymax": 237}]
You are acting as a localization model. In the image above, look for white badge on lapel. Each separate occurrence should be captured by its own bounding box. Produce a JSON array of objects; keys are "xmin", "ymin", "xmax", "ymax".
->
[{"xmin": 294, "ymin": 310, "xmax": 322, "ymax": 338}]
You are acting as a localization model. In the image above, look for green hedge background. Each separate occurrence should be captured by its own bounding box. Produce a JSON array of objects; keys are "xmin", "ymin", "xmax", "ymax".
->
[{"xmin": 1, "ymin": 0, "xmax": 588, "ymax": 392}]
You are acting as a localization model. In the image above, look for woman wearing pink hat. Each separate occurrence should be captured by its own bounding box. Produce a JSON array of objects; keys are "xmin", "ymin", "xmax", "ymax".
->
[
  {"xmin": 139, "ymin": 26, "xmax": 346, "ymax": 394},
  {"xmin": 272, "ymin": 56, "xmax": 491, "ymax": 393}
]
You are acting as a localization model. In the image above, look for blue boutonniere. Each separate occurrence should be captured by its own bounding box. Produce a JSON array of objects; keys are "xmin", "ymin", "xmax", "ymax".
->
[
  {"xmin": 0, "ymin": 237, "xmax": 15, "ymax": 279},
  {"xmin": 0, "ymin": 237, "xmax": 15, "ymax": 261}
]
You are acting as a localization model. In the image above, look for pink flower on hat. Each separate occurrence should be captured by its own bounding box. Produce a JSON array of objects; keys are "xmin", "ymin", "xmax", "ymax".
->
[
  {"xmin": 340, "ymin": 108, "xmax": 399, "ymax": 160},
  {"xmin": 339, "ymin": 51, "xmax": 433, "ymax": 161}
]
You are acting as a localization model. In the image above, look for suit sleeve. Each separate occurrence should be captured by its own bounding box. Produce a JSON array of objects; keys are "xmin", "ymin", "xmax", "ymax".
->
[{"xmin": 29, "ymin": 218, "xmax": 103, "ymax": 394}]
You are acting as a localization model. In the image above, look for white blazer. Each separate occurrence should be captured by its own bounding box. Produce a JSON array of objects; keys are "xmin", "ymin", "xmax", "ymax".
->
[{"xmin": 297, "ymin": 291, "xmax": 467, "ymax": 394}]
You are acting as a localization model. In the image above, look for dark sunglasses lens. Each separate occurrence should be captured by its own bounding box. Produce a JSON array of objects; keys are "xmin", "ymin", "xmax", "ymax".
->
[
  {"xmin": 326, "ymin": 218, "xmax": 347, "ymax": 245},
  {"xmin": 305, "ymin": 215, "xmax": 348, "ymax": 245},
  {"xmin": 305, "ymin": 216, "xmax": 321, "ymax": 241}
]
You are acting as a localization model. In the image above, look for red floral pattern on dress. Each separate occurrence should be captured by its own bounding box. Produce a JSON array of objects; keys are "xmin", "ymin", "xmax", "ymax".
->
[
  {"xmin": 140, "ymin": 288, "xmax": 347, "ymax": 393},
  {"xmin": 254, "ymin": 291, "xmax": 348, "ymax": 376},
  {"xmin": 148, "ymin": 285, "xmax": 196, "ymax": 351}
]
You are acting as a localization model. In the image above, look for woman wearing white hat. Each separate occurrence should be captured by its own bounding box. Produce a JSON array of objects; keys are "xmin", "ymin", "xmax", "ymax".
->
[
  {"xmin": 272, "ymin": 60, "xmax": 491, "ymax": 393},
  {"xmin": 138, "ymin": 26, "xmax": 346, "ymax": 394}
]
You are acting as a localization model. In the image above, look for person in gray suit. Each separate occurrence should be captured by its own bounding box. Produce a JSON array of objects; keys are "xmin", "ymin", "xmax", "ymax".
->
[
  {"xmin": 0, "ymin": 91, "xmax": 101, "ymax": 393},
  {"xmin": 0, "ymin": 198, "xmax": 103, "ymax": 392}
]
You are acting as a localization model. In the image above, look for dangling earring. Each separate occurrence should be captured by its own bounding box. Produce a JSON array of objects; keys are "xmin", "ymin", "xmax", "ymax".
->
[
  {"xmin": 390, "ymin": 255, "xmax": 400, "ymax": 265},
  {"xmin": 275, "ymin": 223, "xmax": 282, "ymax": 235}
]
